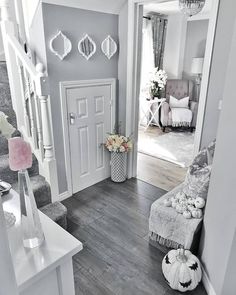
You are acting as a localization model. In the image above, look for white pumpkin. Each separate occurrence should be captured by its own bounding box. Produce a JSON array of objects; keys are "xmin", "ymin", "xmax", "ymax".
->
[
  {"xmin": 172, "ymin": 199, "xmax": 179, "ymax": 208},
  {"xmin": 187, "ymin": 197, "xmax": 195, "ymax": 205},
  {"xmin": 162, "ymin": 249, "xmax": 202, "ymax": 292},
  {"xmin": 176, "ymin": 204, "xmax": 187, "ymax": 214},
  {"xmin": 194, "ymin": 197, "xmax": 205, "ymax": 209},
  {"xmin": 192, "ymin": 209, "xmax": 203, "ymax": 219},
  {"xmin": 187, "ymin": 205, "xmax": 195, "ymax": 212},
  {"xmin": 163, "ymin": 198, "xmax": 172, "ymax": 207},
  {"xmin": 176, "ymin": 192, "xmax": 183, "ymax": 200},
  {"xmin": 183, "ymin": 210, "xmax": 192, "ymax": 219}
]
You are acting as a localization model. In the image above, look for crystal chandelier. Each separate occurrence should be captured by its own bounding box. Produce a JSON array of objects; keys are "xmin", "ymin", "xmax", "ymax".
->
[{"xmin": 179, "ymin": 0, "xmax": 206, "ymax": 17}]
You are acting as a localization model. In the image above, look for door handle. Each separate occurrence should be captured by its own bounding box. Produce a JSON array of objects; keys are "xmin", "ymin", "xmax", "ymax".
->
[{"xmin": 69, "ymin": 113, "xmax": 76, "ymax": 125}]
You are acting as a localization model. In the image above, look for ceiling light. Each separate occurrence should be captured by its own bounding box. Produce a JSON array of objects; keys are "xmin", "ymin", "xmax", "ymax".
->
[{"xmin": 179, "ymin": 0, "xmax": 206, "ymax": 17}]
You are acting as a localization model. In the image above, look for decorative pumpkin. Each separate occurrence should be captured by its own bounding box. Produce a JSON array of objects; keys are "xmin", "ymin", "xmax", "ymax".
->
[
  {"xmin": 192, "ymin": 209, "xmax": 203, "ymax": 219},
  {"xmin": 172, "ymin": 199, "xmax": 179, "ymax": 208},
  {"xmin": 176, "ymin": 192, "xmax": 183, "ymax": 199},
  {"xmin": 171, "ymin": 196, "xmax": 177, "ymax": 202},
  {"xmin": 163, "ymin": 198, "xmax": 172, "ymax": 207},
  {"xmin": 187, "ymin": 205, "xmax": 195, "ymax": 212},
  {"xmin": 176, "ymin": 204, "xmax": 187, "ymax": 214},
  {"xmin": 183, "ymin": 210, "xmax": 192, "ymax": 219},
  {"xmin": 187, "ymin": 197, "xmax": 195, "ymax": 205},
  {"xmin": 162, "ymin": 249, "xmax": 202, "ymax": 292},
  {"xmin": 194, "ymin": 197, "xmax": 205, "ymax": 209}
]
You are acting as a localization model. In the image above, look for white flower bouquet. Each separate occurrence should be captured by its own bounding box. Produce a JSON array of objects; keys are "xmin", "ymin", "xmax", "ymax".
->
[
  {"xmin": 0, "ymin": 111, "xmax": 15, "ymax": 139},
  {"xmin": 105, "ymin": 134, "xmax": 132, "ymax": 153},
  {"xmin": 149, "ymin": 68, "xmax": 168, "ymax": 98}
]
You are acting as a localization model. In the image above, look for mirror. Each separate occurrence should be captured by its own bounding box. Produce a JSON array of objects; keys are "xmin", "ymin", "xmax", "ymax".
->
[
  {"xmin": 78, "ymin": 34, "xmax": 96, "ymax": 60},
  {"xmin": 49, "ymin": 31, "xmax": 72, "ymax": 61},
  {"xmin": 101, "ymin": 35, "xmax": 117, "ymax": 59}
]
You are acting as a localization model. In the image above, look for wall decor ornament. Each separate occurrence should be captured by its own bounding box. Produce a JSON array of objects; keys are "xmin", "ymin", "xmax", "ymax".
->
[
  {"xmin": 101, "ymin": 35, "xmax": 117, "ymax": 59},
  {"xmin": 49, "ymin": 31, "xmax": 72, "ymax": 61},
  {"xmin": 78, "ymin": 34, "xmax": 96, "ymax": 60}
]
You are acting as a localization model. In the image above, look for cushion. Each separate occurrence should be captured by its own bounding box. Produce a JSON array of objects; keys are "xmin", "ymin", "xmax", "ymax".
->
[
  {"xmin": 191, "ymin": 140, "xmax": 216, "ymax": 167},
  {"xmin": 169, "ymin": 95, "xmax": 189, "ymax": 109},
  {"xmin": 182, "ymin": 164, "xmax": 211, "ymax": 200}
]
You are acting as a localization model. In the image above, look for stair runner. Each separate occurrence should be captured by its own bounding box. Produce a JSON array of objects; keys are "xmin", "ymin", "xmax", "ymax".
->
[{"xmin": 0, "ymin": 62, "xmax": 67, "ymax": 229}]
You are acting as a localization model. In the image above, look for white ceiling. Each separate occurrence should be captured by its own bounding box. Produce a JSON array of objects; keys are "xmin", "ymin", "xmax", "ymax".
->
[
  {"xmin": 44, "ymin": 0, "xmax": 127, "ymax": 14},
  {"xmin": 144, "ymin": 0, "xmax": 212, "ymax": 16}
]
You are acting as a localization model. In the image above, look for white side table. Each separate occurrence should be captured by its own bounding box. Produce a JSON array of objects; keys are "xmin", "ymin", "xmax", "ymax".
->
[
  {"xmin": 2, "ymin": 189, "xmax": 83, "ymax": 295},
  {"xmin": 139, "ymin": 98, "xmax": 166, "ymax": 130}
]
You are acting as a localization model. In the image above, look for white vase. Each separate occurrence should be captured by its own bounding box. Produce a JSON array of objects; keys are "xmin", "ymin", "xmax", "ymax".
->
[{"xmin": 110, "ymin": 152, "xmax": 127, "ymax": 183}]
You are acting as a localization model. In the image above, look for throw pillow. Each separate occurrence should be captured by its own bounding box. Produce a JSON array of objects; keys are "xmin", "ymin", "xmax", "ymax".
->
[
  {"xmin": 169, "ymin": 95, "xmax": 189, "ymax": 109},
  {"xmin": 183, "ymin": 164, "xmax": 212, "ymax": 200}
]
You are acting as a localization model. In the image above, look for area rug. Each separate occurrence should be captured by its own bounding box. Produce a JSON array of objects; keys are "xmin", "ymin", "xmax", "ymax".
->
[{"xmin": 138, "ymin": 130, "xmax": 195, "ymax": 167}]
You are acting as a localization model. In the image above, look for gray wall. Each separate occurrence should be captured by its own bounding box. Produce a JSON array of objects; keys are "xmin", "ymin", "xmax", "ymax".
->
[
  {"xmin": 199, "ymin": 13, "xmax": 236, "ymax": 294},
  {"xmin": 183, "ymin": 19, "xmax": 208, "ymax": 99},
  {"xmin": 29, "ymin": 3, "xmax": 47, "ymax": 66},
  {"xmin": 200, "ymin": 0, "xmax": 236, "ymax": 148},
  {"xmin": 41, "ymin": 4, "xmax": 119, "ymax": 194},
  {"xmin": 118, "ymin": 2, "xmax": 128, "ymax": 134}
]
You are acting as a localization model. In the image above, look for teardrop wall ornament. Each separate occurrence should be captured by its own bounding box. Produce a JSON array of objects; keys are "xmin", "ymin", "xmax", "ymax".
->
[
  {"xmin": 49, "ymin": 31, "xmax": 72, "ymax": 61},
  {"xmin": 101, "ymin": 35, "xmax": 118, "ymax": 59},
  {"xmin": 78, "ymin": 34, "xmax": 96, "ymax": 60}
]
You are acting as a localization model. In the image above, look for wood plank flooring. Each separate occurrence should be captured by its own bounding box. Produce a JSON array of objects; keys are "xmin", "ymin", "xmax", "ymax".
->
[
  {"xmin": 63, "ymin": 178, "xmax": 206, "ymax": 295},
  {"xmin": 137, "ymin": 153, "xmax": 187, "ymax": 191}
]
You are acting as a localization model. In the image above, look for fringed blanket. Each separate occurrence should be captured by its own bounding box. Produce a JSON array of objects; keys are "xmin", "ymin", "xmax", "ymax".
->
[
  {"xmin": 171, "ymin": 108, "xmax": 192, "ymax": 127},
  {"xmin": 149, "ymin": 184, "xmax": 203, "ymax": 249}
]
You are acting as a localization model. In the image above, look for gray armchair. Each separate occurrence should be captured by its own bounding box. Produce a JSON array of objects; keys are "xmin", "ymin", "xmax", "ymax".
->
[{"xmin": 160, "ymin": 79, "xmax": 198, "ymax": 131}]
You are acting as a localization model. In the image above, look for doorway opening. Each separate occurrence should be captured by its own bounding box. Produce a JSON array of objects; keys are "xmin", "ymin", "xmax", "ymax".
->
[{"xmin": 126, "ymin": 0, "xmax": 219, "ymax": 191}]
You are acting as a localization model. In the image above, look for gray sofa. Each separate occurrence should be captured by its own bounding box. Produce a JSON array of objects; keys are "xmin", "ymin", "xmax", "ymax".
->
[{"xmin": 160, "ymin": 79, "xmax": 198, "ymax": 131}]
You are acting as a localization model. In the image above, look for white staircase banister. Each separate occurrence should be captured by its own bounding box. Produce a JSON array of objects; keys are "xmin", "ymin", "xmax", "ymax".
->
[{"xmin": 6, "ymin": 33, "xmax": 38, "ymax": 78}]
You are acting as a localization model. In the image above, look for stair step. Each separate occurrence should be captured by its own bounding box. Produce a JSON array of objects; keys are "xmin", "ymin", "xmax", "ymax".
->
[
  {"xmin": 12, "ymin": 175, "xmax": 51, "ymax": 209},
  {"xmin": 40, "ymin": 202, "xmax": 67, "ymax": 230},
  {"xmin": 0, "ymin": 153, "xmax": 39, "ymax": 184},
  {"xmin": 0, "ymin": 62, "xmax": 9, "ymax": 84}
]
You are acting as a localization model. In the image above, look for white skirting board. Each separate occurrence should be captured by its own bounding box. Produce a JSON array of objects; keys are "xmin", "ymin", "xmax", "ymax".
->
[
  {"xmin": 59, "ymin": 191, "xmax": 71, "ymax": 201},
  {"xmin": 202, "ymin": 267, "xmax": 216, "ymax": 295}
]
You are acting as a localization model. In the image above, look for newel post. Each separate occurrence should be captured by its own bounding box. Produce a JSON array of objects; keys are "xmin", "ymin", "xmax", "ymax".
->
[
  {"xmin": 0, "ymin": 0, "xmax": 10, "ymax": 21},
  {"xmin": 36, "ymin": 63, "xmax": 54, "ymax": 160}
]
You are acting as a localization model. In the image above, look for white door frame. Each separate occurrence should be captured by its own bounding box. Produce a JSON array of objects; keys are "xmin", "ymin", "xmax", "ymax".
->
[
  {"xmin": 60, "ymin": 78, "xmax": 116, "ymax": 198},
  {"xmin": 125, "ymin": 0, "xmax": 220, "ymax": 178}
]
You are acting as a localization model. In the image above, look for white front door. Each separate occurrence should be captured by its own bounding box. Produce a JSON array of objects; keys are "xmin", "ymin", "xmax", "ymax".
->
[{"xmin": 67, "ymin": 82, "xmax": 114, "ymax": 193}]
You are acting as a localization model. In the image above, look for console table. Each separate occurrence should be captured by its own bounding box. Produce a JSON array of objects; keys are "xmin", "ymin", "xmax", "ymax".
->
[{"xmin": 2, "ymin": 189, "xmax": 83, "ymax": 295}]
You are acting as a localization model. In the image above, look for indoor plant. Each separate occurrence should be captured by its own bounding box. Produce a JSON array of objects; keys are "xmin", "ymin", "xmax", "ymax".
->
[
  {"xmin": 105, "ymin": 133, "xmax": 132, "ymax": 182},
  {"xmin": 149, "ymin": 68, "xmax": 168, "ymax": 99}
]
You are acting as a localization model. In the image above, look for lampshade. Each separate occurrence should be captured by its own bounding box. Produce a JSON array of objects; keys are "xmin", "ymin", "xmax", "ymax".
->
[{"xmin": 191, "ymin": 57, "xmax": 204, "ymax": 74}]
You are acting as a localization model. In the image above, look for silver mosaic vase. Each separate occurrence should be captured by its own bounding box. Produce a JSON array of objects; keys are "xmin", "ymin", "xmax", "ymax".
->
[
  {"xmin": 18, "ymin": 169, "xmax": 44, "ymax": 248},
  {"xmin": 111, "ymin": 152, "xmax": 127, "ymax": 183}
]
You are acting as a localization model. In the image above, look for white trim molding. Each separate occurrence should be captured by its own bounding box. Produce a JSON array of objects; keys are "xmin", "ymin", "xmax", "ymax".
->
[
  {"xmin": 202, "ymin": 267, "xmax": 217, "ymax": 295},
  {"xmin": 125, "ymin": 0, "xmax": 220, "ymax": 178},
  {"xmin": 60, "ymin": 78, "xmax": 116, "ymax": 197},
  {"xmin": 42, "ymin": 0, "xmax": 127, "ymax": 15}
]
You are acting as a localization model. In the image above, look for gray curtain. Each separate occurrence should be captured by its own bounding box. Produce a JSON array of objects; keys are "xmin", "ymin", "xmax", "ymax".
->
[{"xmin": 151, "ymin": 15, "xmax": 168, "ymax": 69}]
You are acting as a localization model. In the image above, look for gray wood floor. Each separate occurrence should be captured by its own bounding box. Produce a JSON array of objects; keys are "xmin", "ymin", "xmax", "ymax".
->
[{"xmin": 63, "ymin": 178, "xmax": 206, "ymax": 295}]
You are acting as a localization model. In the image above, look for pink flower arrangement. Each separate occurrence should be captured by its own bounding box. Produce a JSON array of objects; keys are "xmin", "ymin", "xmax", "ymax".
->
[{"xmin": 105, "ymin": 134, "xmax": 132, "ymax": 153}]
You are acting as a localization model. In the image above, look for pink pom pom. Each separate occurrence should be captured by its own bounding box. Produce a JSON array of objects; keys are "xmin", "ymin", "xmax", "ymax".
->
[{"xmin": 8, "ymin": 137, "xmax": 32, "ymax": 171}]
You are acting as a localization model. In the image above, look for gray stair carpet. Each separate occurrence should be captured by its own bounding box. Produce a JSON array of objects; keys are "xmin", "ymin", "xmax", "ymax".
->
[{"xmin": 0, "ymin": 61, "xmax": 67, "ymax": 229}]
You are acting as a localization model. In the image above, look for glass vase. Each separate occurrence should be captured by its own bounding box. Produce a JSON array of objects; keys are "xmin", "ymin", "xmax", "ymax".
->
[{"xmin": 18, "ymin": 169, "xmax": 44, "ymax": 248}]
